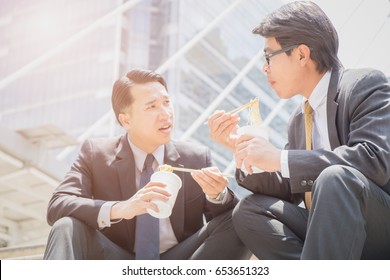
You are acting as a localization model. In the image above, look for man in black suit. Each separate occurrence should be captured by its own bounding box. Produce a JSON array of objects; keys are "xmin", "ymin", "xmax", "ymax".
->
[
  {"xmin": 44, "ymin": 69, "xmax": 250, "ymax": 260},
  {"xmin": 208, "ymin": 1, "xmax": 390, "ymax": 259}
]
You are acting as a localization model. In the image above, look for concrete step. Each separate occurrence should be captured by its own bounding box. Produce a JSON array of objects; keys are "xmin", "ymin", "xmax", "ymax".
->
[
  {"xmin": 0, "ymin": 244, "xmax": 46, "ymax": 260},
  {"xmin": 0, "ymin": 244, "xmax": 257, "ymax": 260}
]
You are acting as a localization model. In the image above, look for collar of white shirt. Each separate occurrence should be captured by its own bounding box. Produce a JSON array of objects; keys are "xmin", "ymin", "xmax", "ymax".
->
[
  {"xmin": 301, "ymin": 70, "xmax": 332, "ymax": 112},
  {"xmin": 127, "ymin": 136, "xmax": 165, "ymax": 172}
]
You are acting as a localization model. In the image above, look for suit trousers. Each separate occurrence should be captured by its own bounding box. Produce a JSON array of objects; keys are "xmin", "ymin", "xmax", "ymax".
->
[
  {"xmin": 43, "ymin": 209, "xmax": 251, "ymax": 260},
  {"xmin": 233, "ymin": 165, "xmax": 390, "ymax": 259}
]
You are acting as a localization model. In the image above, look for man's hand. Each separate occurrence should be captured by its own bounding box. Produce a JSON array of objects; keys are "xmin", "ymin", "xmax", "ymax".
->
[
  {"xmin": 208, "ymin": 111, "xmax": 239, "ymax": 151},
  {"xmin": 110, "ymin": 182, "xmax": 171, "ymax": 220},
  {"xmin": 235, "ymin": 135, "xmax": 282, "ymax": 174},
  {"xmin": 191, "ymin": 167, "xmax": 228, "ymax": 199}
]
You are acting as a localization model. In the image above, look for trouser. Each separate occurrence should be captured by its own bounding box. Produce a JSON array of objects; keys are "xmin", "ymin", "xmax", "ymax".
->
[
  {"xmin": 44, "ymin": 209, "xmax": 251, "ymax": 260},
  {"xmin": 232, "ymin": 165, "xmax": 390, "ymax": 259}
]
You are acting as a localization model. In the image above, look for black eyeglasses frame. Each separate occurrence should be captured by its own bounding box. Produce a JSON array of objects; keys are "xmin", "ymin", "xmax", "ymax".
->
[{"xmin": 264, "ymin": 44, "xmax": 300, "ymax": 66}]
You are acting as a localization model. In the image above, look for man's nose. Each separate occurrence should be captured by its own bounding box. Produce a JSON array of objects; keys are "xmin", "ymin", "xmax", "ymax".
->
[
  {"xmin": 160, "ymin": 106, "xmax": 172, "ymax": 118},
  {"xmin": 263, "ymin": 62, "xmax": 270, "ymax": 73}
]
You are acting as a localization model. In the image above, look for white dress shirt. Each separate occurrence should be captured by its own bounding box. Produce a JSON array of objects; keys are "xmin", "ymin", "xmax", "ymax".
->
[
  {"xmin": 281, "ymin": 71, "xmax": 332, "ymax": 178},
  {"xmin": 98, "ymin": 138, "xmax": 178, "ymax": 253},
  {"xmin": 97, "ymin": 137, "xmax": 227, "ymax": 253},
  {"xmin": 129, "ymin": 140, "xmax": 179, "ymax": 253}
]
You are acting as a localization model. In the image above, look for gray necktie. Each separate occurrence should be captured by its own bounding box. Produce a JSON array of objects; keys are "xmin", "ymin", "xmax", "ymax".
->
[{"xmin": 134, "ymin": 154, "xmax": 160, "ymax": 260}]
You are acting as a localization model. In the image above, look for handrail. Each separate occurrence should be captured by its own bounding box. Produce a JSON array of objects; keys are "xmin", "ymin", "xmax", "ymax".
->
[
  {"xmin": 56, "ymin": 0, "xmax": 243, "ymax": 161},
  {"xmin": 0, "ymin": 0, "xmax": 142, "ymax": 91},
  {"xmin": 180, "ymin": 50, "xmax": 263, "ymax": 141}
]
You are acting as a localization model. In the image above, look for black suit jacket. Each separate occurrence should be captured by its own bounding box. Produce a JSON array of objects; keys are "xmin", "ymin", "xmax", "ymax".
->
[
  {"xmin": 47, "ymin": 135, "xmax": 238, "ymax": 252},
  {"xmin": 237, "ymin": 68, "xmax": 390, "ymax": 203}
]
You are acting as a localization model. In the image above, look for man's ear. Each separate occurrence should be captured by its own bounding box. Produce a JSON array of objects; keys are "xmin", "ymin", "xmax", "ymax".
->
[
  {"xmin": 297, "ymin": 44, "xmax": 311, "ymax": 64},
  {"xmin": 118, "ymin": 113, "xmax": 130, "ymax": 128}
]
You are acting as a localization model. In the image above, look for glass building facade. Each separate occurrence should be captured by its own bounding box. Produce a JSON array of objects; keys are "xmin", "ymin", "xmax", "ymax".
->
[
  {"xmin": 0, "ymin": 0, "xmax": 300, "ymax": 248},
  {"xmin": 0, "ymin": 0, "xmax": 297, "ymax": 162}
]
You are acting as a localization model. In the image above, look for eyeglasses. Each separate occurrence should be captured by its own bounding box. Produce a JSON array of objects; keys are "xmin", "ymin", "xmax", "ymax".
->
[{"xmin": 264, "ymin": 44, "xmax": 299, "ymax": 66}]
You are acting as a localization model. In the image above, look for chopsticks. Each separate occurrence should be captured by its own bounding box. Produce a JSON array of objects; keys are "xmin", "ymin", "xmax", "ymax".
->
[
  {"xmin": 229, "ymin": 98, "xmax": 259, "ymax": 115},
  {"xmin": 159, "ymin": 165, "xmax": 234, "ymax": 178},
  {"xmin": 204, "ymin": 98, "xmax": 259, "ymax": 125}
]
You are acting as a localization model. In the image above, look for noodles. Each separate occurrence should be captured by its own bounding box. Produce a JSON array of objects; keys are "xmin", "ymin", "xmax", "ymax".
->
[
  {"xmin": 247, "ymin": 98, "xmax": 263, "ymax": 126},
  {"xmin": 158, "ymin": 164, "xmax": 174, "ymax": 172}
]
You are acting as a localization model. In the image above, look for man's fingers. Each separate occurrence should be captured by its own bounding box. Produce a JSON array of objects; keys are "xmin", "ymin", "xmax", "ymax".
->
[
  {"xmin": 235, "ymin": 134, "xmax": 254, "ymax": 146},
  {"xmin": 208, "ymin": 110, "xmax": 225, "ymax": 124},
  {"xmin": 202, "ymin": 169, "xmax": 228, "ymax": 184},
  {"xmin": 191, "ymin": 171, "xmax": 209, "ymax": 185},
  {"xmin": 217, "ymin": 115, "xmax": 239, "ymax": 133},
  {"xmin": 244, "ymin": 160, "xmax": 253, "ymax": 175},
  {"xmin": 140, "ymin": 185, "xmax": 171, "ymax": 198},
  {"xmin": 143, "ymin": 181, "xmax": 166, "ymax": 188},
  {"xmin": 209, "ymin": 112, "xmax": 237, "ymax": 134},
  {"xmin": 142, "ymin": 191, "xmax": 170, "ymax": 204}
]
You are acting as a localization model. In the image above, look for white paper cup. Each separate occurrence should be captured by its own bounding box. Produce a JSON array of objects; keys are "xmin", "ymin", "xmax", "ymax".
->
[
  {"xmin": 236, "ymin": 125, "xmax": 269, "ymax": 174},
  {"xmin": 147, "ymin": 171, "xmax": 182, "ymax": 219}
]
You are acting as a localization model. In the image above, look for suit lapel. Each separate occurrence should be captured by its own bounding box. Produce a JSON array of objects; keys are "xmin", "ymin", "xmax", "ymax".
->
[
  {"xmin": 113, "ymin": 134, "xmax": 137, "ymax": 200},
  {"xmin": 163, "ymin": 142, "xmax": 185, "ymax": 241},
  {"xmin": 327, "ymin": 69, "xmax": 343, "ymax": 150},
  {"xmin": 113, "ymin": 134, "xmax": 136, "ymax": 248},
  {"xmin": 113, "ymin": 139, "xmax": 186, "ymax": 242}
]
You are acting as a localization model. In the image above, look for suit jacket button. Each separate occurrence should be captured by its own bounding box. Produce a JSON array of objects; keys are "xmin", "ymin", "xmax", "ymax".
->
[
  {"xmin": 301, "ymin": 180, "xmax": 307, "ymax": 186},
  {"xmin": 308, "ymin": 180, "xmax": 314, "ymax": 186}
]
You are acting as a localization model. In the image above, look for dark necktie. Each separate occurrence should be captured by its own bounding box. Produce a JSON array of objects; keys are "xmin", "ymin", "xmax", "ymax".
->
[
  {"xmin": 304, "ymin": 101, "xmax": 313, "ymax": 210},
  {"xmin": 134, "ymin": 154, "xmax": 160, "ymax": 260}
]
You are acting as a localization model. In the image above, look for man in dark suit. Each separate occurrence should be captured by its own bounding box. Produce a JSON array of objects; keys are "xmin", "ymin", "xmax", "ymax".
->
[
  {"xmin": 44, "ymin": 69, "xmax": 250, "ymax": 260},
  {"xmin": 208, "ymin": 1, "xmax": 390, "ymax": 259}
]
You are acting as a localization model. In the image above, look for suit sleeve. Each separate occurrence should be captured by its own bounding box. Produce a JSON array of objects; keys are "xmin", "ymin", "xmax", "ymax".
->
[
  {"xmin": 235, "ymin": 169, "xmax": 302, "ymax": 204},
  {"xmin": 46, "ymin": 139, "xmax": 105, "ymax": 228},
  {"xmin": 202, "ymin": 148, "xmax": 240, "ymax": 220},
  {"xmin": 289, "ymin": 70, "xmax": 390, "ymax": 193}
]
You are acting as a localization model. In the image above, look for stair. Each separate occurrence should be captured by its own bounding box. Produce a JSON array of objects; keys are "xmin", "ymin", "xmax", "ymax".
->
[{"xmin": 0, "ymin": 244, "xmax": 46, "ymax": 260}]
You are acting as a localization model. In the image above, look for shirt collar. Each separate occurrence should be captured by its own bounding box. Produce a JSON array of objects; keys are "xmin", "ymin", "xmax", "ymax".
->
[
  {"xmin": 127, "ymin": 136, "xmax": 165, "ymax": 172},
  {"xmin": 302, "ymin": 70, "xmax": 332, "ymax": 112}
]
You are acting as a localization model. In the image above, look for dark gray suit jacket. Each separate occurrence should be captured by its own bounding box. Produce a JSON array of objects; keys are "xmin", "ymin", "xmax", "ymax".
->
[
  {"xmin": 47, "ymin": 136, "xmax": 238, "ymax": 252},
  {"xmin": 237, "ymin": 68, "xmax": 390, "ymax": 203}
]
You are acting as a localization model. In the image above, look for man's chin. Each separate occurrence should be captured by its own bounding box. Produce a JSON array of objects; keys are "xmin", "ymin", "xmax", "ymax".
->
[
  {"xmin": 159, "ymin": 134, "xmax": 172, "ymax": 144},
  {"xmin": 274, "ymin": 90, "xmax": 291, "ymax": 100}
]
